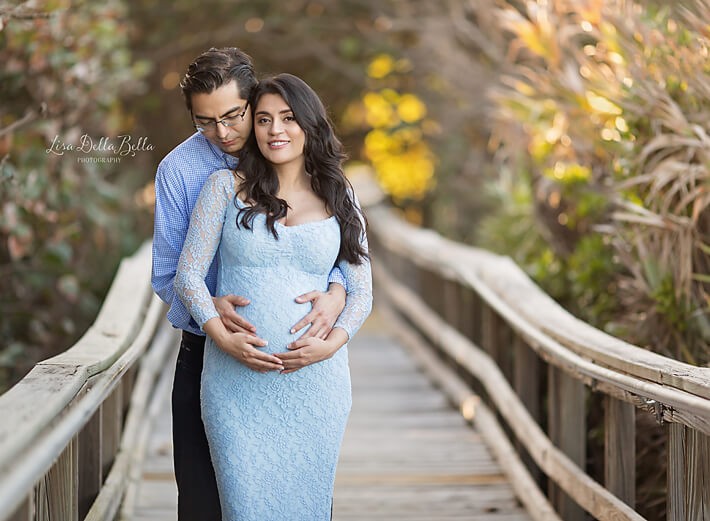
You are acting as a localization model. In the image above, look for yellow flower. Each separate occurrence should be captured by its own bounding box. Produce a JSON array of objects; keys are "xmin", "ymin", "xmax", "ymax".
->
[
  {"xmin": 397, "ymin": 94, "xmax": 427, "ymax": 123},
  {"xmin": 368, "ymin": 54, "xmax": 394, "ymax": 79},
  {"xmin": 363, "ymin": 92, "xmax": 396, "ymax": 128}
]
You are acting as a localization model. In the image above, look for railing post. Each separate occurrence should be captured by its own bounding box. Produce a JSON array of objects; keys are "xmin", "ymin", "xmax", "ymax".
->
[
  {"xmin": 469, "ymin": 289, "xmax": 482, "ymax": 346},
  {"xmin": 668, "ymin": 423, "xmax": 687, "ymax": 521},
  {"xmin": 513, "ymin": 333, "xmax": 541, "ymax": 482},
  {"xmin": 442, "ymin": 278, "xmax": 459, "ymax": 329},
  {"xmin": 78, "ymin": 407, "xmax": 102, "ymax": 519},
  {"xmin": 480, "ymin": 305, "xmax": 497, "ymax": 359},
  {"xmin": 457, "ymin": 287, "xmax": 479, "ymax": 344},
  {"xmin": 101, "ymin": 384, "xmax": 123, "ymax": 481},
  {"xmin": 604, "ymin": 396, "xmax": 635, "ymax": 507},
  {"xmin": 668, "ymin": 424, "xmax": 710, "ymax": 520},
  {"xmin": 686, "ymin": 429, "xmax": 710, "ymax": 520},
  {"xmin": 548, "ymin": 365, "xmax": 586, "ymax": 521},
  {"xmin": 481, "ymin": 306, "xmax": 512, "ymax": 382},
  {"xmin": 36, "ymin": 436, "xmax": 78, "ymax": 521}
]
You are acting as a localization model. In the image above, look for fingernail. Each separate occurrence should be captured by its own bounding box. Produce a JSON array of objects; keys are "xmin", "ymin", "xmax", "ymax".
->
[{"xmin": 290, "ymin": 328, "xmax": 295, "ymax": 334}]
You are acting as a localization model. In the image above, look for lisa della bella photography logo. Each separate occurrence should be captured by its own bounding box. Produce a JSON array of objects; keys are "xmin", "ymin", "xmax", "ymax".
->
[{"xmin": 46, "ymin": 133, "xmax": 154, "ymax": 164}]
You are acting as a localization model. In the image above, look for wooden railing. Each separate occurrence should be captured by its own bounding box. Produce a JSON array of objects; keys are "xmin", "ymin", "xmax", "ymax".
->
[
  {"xmin": 0, "ymin": 243, "xmax": 177, "ymax": 521},
  {"xmin": 365, "ymin": 201, "xmax": 710, "ymax": 521},
  {"xmin": 3, "ymin": 188, "xmax": 709, "ymax": 521}
]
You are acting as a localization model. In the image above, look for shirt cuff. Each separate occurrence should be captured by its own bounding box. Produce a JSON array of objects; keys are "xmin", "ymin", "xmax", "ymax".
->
[{"xmin": 327, "ymin": 267, "xmax": 347, "ymax": 292}]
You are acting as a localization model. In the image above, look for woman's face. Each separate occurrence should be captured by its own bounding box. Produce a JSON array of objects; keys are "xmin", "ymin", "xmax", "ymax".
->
[{"xmin": 253, "ymin": 93, "xmax": 306, "ymax": 170}]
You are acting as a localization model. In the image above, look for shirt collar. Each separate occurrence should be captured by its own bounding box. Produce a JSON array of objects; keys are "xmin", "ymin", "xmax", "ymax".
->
[{"xmin": 202, "ymin": 134, "xmax": 240, "ymax": 169}]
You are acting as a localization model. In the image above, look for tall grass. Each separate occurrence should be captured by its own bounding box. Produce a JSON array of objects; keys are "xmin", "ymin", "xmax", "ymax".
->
[{"xmin": 482, "ymin": 0, "xmax": 710, "ymax": 366}]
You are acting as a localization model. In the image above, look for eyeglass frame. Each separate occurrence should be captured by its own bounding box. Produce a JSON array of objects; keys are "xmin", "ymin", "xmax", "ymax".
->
[{"xmin": 192, "ymin": 102, "xmax": 250, "ymax": 134}]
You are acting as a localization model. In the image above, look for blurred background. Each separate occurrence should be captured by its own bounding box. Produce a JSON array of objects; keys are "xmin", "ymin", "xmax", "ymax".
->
[{"xmin": 2, "ymin": 2, "xmax": 710, "ymax": 516}]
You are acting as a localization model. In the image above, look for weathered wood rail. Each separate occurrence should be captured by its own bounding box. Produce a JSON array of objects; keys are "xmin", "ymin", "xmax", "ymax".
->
[
  {"xmin": 2, "ymin": 186, "xmax": 709, "ymax": 521},
  {"xmin": 365, "ymin": 200, "xmax": 710, "ymax": 521},
  {"xmin": 0, "ymin": 243, "xmax": 175, "ymax": 521}
]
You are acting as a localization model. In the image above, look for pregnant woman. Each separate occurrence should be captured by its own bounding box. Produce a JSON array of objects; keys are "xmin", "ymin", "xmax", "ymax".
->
[{"xmin": 174, "ymin": 73, "xmax": 372, "ymax": 520}]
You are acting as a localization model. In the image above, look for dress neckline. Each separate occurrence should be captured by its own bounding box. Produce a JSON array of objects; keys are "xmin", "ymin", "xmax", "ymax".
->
[{"xmin": 232, "ymin": 192, "xmax": 336, "ymax": 229}]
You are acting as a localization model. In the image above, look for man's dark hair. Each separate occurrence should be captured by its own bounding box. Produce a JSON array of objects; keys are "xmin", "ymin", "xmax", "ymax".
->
[{"xmin": 180, "ymin": 47, "xmax": 257, "ymax": 113}]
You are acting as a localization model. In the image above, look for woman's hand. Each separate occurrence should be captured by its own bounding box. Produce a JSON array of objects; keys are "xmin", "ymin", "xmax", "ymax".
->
[
  {"xmin": 276, "ymin": 327, "xmax": 349, "ymax": 374},
  {"xmin": 203, "ymin": 317, "xmax": 282, "ymax": 373}
]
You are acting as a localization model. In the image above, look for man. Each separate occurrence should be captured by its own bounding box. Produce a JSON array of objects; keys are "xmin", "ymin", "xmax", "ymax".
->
[{"xmin": 151, "ymin": 47, "xmax": 347, "ymax": 521}]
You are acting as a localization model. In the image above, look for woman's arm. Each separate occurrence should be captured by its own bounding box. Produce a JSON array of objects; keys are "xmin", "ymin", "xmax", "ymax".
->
[{"xmin": 174, "ymin": 170, "xmax": 283, "ymax": 372}]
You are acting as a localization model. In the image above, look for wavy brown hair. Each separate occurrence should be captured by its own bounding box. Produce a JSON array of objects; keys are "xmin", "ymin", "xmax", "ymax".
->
[{"xmin": 235, "ymin": 73, "xmax": 367, "ymax": 265}]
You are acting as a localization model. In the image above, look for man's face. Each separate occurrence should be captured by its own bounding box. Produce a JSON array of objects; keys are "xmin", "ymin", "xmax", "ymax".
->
[{"xmin": 190, "ymin": 81, "xmax": 252, "ymax": 156}]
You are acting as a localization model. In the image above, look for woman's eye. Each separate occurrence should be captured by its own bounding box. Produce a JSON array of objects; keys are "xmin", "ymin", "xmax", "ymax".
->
[
  {"xmin": 284, "ymin": 115, "xmax": 295, "ymax": 122},
  {"xmin": 257, "ymin": 117, "xmax": 270, "ymax": 124}
]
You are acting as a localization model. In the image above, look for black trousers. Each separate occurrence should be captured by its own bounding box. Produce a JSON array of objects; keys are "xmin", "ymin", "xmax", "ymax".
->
[{"xmin": 172, "ymin": 331, "xmax": 221, "ymax": 521}]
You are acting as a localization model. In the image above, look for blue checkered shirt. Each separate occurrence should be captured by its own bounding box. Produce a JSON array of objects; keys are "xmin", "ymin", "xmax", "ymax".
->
[{"xmin": 151, "ymin": 132, "xmax": 347, "ymax": 335}]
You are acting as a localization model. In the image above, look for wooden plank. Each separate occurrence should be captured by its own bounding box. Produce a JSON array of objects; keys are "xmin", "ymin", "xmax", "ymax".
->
[
  {"xmin": 379, "ymin": 304, "xmax": 559, "ymax": 521},
  {"xmin": 513, "ymin": 334, "xmax": 541, "ymax": 483},
  {"xmin": 78, "ymin": 408, "xmax": 102, "ymax": 519},
  {"xmin": 36, "ymin": 437, "xmax": 77, "ymax": 521},
  {"xmin": 87, "ymin": 321, "xmax": 177, "ymax": 521},
  {"xmin": 127, "ymin": 314, "xmax": 533, "ymax": 521},
  {"xmin": 667, "ymin": 423, "xmax": 686, "ymax": 521},
  {"xmin": 685, "ymin": 430, "xmax": 710, "ymax": 520},
  {"xmin": 336, "ymin": 325, "xmax": 532, "ymax": 520},
  {"xmin": 0, "ymin": 244, "xmax": 159, "ymax": 520},
  {"xmin": 373, "ymin": 262, "xmax": 645, "ymax": 521},
  {"xmin": 548, "ymin": 367, "xmax": 586, "ymax": 521},
  {"xmin": 605, "ymin": 396, "xmax": 635, "ymax": 508},
  {"xmin": 101, "ymin": 387, "xmax": 122, "ymax": 482}
]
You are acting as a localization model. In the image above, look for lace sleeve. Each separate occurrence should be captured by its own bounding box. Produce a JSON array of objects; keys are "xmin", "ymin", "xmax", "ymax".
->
[
  {"xmin": 174, "ymin": 170, "xmax": 234, "ymax": 329},
  {"xmin": 332, "ymin": 196, "xmax": 373, "ymax": 340}
]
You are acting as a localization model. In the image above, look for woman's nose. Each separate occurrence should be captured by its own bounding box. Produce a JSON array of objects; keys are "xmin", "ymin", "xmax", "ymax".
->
[{"xmin": 269, "ymin": 120, "xmax": 283, "ymax": 134}]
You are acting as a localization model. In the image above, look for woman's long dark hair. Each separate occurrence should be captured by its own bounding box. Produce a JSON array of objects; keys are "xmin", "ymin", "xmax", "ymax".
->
[{"xmin": 236, "ymin": 73, "xmax": 368, "ymax": 265}]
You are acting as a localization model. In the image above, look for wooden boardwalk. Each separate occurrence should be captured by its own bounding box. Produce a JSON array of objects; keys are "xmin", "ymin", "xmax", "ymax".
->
[{"xmin": 125, "ymin": 311, "xmax": 532, "ymax": 521}]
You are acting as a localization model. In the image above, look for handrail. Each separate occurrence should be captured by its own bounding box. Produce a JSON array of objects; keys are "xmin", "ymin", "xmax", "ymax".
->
[
  {"xmin": 367, "ymin": 205, "xmax": 710, "ymax": 429},
  {"xmin": 364, "ymin": 200, "xmax": 710, "ymax": 520},
  {"xmin": 0, "ymin": 242, "xmax": 171, "ymax": 521}
]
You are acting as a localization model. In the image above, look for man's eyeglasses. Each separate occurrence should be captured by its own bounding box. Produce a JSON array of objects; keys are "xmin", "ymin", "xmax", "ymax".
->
[{"xmin": 193, "ymin": 104, "xmax": 249, "ymax": 134}]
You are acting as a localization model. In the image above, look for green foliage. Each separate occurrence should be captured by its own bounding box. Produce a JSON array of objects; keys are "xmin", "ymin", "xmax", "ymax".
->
[
  {"xmin": 0, "ymin": 1, "xmax": 151, "ymax": 392},
  {"xmin": 479, "ymin": 171, "xmax": 622, "ymax": 329},
  {"xmin": 483, "ymin": 0, "xmax": 710, "ymax": 366}
]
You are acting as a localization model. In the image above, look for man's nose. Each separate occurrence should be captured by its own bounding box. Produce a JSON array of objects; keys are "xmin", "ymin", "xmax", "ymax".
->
[{"xmin": 216, "ymin": 122, "xmax": 230, "ymax": 138}]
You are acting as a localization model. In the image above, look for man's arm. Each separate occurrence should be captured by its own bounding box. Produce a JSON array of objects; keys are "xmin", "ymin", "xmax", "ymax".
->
[
  {"xmin": 151, "ymin": 161, "xmax": 189, "ymax": 306},
  {"xmin": 151, "ymin": 162, "xmax": 255, "ymax": 333}
]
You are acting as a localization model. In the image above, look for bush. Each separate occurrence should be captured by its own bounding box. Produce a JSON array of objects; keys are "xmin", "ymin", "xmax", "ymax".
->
[{"xmin": 0, "ymin": 1, "xmax": 151, "ymax": 392}]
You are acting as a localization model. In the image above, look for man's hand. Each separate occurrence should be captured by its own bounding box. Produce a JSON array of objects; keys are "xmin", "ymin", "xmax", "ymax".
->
[
  {"xmin": 213, "ymin": 294, "xmax": 256, "ymax": 334},
  {"xmin": 290, "ymin": 283, "xmax": 346, "ymax": 340}
]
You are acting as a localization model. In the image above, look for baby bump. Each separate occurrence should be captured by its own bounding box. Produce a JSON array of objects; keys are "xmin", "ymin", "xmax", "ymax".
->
[{"xmin": 217, "ymin": 266, "xmax": 329, "ymax": 353}]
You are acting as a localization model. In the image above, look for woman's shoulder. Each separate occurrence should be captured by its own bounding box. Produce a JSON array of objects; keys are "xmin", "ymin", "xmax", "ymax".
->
[
  {"xmin": 203, "ymin": 169, "xmax": 238, "ymax": 191},
  {"xmin": 196, "ymin": 169, "xmax": 240, "ymax": 205},
  {"xmin": 232, "ymin": 171, "xmax": 252, "ymax": 206}
]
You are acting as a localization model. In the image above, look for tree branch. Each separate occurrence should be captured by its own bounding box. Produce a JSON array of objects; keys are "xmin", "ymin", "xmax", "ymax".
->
[{"xmin": 0, "ymin": 107, "xmax": 42, "ymax": 139}]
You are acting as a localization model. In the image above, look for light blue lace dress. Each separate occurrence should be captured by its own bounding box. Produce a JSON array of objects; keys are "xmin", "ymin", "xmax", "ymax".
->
[{"xmin": 174, "ymin": 170, "xmax": 372, "ymax": 521}]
